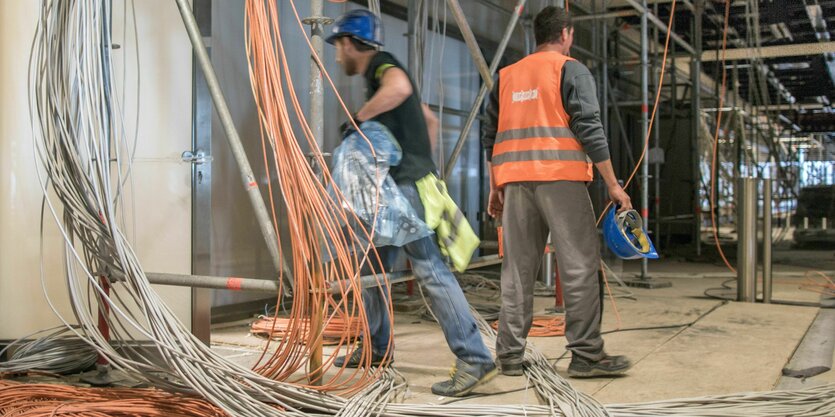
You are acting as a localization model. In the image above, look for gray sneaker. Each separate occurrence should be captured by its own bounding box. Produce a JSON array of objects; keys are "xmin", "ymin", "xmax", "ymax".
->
[
  {"xmin": 431, "ymin": 359, "xmax": 498, "ymax": 397},
  {"xmin": 567, "ymin": 354, "xmax": 631, "ymax": 378}
]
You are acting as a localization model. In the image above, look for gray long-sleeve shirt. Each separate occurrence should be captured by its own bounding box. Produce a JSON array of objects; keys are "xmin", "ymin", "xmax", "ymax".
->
[{"xmin": 482, "ymin": 59, "xmax": 611, "ymax": 164}]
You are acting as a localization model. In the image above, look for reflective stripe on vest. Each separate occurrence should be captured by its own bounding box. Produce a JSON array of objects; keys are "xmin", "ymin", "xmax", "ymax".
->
[{"xmin": 492, "ymin": 52, "xmax": 593, "ymax": 187}]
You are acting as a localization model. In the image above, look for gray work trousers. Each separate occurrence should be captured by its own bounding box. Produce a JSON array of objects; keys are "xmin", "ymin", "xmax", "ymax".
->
[{"xmin": 497, "ymin": 181, "xmax": 605, "ymax": 365}]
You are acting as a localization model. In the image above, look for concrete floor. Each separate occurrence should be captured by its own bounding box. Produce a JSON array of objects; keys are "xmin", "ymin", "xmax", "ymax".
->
[{"xmin": 211, "ymin": 256, "xmax": 834, "ymax": 406}]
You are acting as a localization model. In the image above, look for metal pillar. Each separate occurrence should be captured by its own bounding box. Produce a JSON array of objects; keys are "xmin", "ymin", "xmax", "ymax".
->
[
  {"xmin": 640, "ymin": 0, "xmax": 650, "ymax": 279},
  {"xmin": 762, "ymin": 178, "xmax": 773, "ymax": 303},
  {"xmin": 692, "ymin": 0, "xmax": 703, "ymax": 256},
  {"xmin": 443, "ymin": 0, "xmax": 526, "ymax": 178},
  {"xmin": 173, "ymin": 0, "xmax": 293, "ymax": 291},
  {"xmin": 737, "ymin": 177, "xmax": 757, "ymax": 303},
  {"xmin": 189, "ymin": 0, "xmax": 213, "ymax": 345}
]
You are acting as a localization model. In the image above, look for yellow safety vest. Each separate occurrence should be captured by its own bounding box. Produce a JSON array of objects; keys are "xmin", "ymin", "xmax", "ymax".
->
[{"xmin": 416, "ymin": 174, "xmax": 480, "ymax": 272}]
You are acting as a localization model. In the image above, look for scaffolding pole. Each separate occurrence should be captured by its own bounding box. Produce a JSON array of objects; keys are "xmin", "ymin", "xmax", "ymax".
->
[
  {"xmin": 173, "ymin": 0, "xmax": 294, "ymax": 293},
  {"xmin": 640, "ymin": 0, "xmax": 650, "ymax": 279},
  {"xmin": 652, "ymin": 1, "xmax": 662, "ymax": 249},
  {"xmin": 623, "ymin": 0, "xmax": 695, "ymax": 55},
  {"xmin": 443, "ymin": 0, "xmax": 526, "ymax": 178},
  {"xmin": 622, "ymin": 0, "xmax": 672, "ymax": 289},
  {"xmin": 303, "ymin": 0, "xmax": 330, "ymax": 387},
  {"xmin": 445, "ymin": 0, "xmax": 493, "ymax": 89},
  {"xmin": 692, "ymin": 0, "xmax": 704, "ymax": 256}
]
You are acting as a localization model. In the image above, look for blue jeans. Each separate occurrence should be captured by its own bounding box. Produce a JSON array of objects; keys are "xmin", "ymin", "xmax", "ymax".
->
[{"xmin": 362, "ymin": 182, "xmax": 493, "ymax": 365}]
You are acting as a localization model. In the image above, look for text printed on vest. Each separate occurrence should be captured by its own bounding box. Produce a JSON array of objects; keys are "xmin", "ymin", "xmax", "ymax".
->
[{"xmin": 511, "ymin": 88, "xmax": 539, "ymax": 103}]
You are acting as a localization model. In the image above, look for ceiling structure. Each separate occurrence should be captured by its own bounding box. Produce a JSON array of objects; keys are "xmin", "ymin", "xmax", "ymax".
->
[
  {"xmin": 360, "ymin": 0, "xmax": 835, "ymax": 137},
  {"xmin": 612, "ymin": 0, "xmax": 835, "ymax": 135}
]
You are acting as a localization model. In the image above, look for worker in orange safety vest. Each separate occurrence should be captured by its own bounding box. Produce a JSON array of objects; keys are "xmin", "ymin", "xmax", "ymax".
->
[{"xmin": 482, "ymin": 6, "xmax": 634, "ymax": 378}]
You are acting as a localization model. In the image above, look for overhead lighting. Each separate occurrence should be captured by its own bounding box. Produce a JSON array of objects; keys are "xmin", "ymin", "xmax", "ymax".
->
[
  {"xmin": 807, "ymin": 4, "xmax": 824, "ymax": 28},
  {"xmin": 779, "ymin": 136, "xmax": 811, "ymax": 143},
  {"xmin": 768, "ymin": 22, "xmax": 794, "ymax": 41},
  {"xmin": 779, "ymin": 23, "xmax": 794, "ymax": 41},
  {"xmin": 772, "ymin": 62, "xmax": 810, "ymax": 71}
]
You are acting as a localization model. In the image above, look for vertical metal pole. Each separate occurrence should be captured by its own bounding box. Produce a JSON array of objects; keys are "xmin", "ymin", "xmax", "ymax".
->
[
  {"xmin": 305, "ymin": 0, "xmax": 327, "ymax": 387},
  {"xmin": 652, "ymin": 1, "xmax": 661, "ymax": 249},
  {"xmin": 762, "ymin": 178, "xmax": 772, "ymax": 303},
  {"xmin": 190, "ymin": 0, "xmax": 213, "ymax": 344},
  {"xmin": 407, "ymin": 0, "xmax": 419, "ymax": 81},
  {"xmin": 173, "ymin": 0, "xmax": 292, "ymax": 288},
  {"xmin": 667, "ymin": 17, "xmax": 677, "ymax": 248},
  {"xmin": 306, "ymin": 5, "xmax": 327, "ymax": 151},
  {"xmin": 733, "ymin": 65, "xmax": 742, "ymax": 181},
  {"xmin": 542, "ymin": 234, "xmax": 555, "ymax": 289},
  {"xmin": 640, "ymin": 0, "xmax": 650, "ymax": 279},
  {"xmin": 601, "ymin": 21, "xmax": 609, "ymax": 137},
  {"xmin": 737, "ymin": 177, "xmax": 757, "ymax": 303},
  {"xmin": 443, "ymin": 0, "xmax": 526, "ymax": 178},
  {"xmin": 692, "ymin": 0, "xmax": 703, "ymax": 256}
]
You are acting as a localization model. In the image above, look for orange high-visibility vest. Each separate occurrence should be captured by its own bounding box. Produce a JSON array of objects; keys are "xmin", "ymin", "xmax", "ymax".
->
[{"xmin": 492, "ymin": 52, "xmax": 593, "ymax": 188}]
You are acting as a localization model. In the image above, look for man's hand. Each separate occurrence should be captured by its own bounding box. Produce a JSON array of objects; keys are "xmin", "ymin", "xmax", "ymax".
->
[
  {"xmin": 488, "ymin": 187, "xmax": 504, "ymax": 218},
  {"xmin": 608, "ymin": 184, "xmax": 632, "ymax": 212},
  {"xmin": 340, "ymin": 114, "xmax": 362, "ymax": 138}
]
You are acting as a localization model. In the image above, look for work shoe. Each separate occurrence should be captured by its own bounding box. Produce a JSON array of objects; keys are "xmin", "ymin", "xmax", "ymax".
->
[
  {"xmin": 500, "ymin": 361, "xmax": 524, "ymax": 377},
  {"xmin": 333, "ymin": 346, "xmax": 389, "ymax": 368},
  {"xmin": 431, "ymin": 359, "xmax": 498, "ymax": 397},
  {"xmin": 567, "ymin": 354, "xmax": 631, "ymax": 378}
]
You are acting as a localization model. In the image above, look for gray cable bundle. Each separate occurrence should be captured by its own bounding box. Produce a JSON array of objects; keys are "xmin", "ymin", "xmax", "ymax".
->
[{"xmin": 0, "ymin": 327, "xmax": 97, "ymax": 375}]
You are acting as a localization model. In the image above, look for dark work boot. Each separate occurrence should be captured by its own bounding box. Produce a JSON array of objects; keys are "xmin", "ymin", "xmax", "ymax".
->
[
  {"xmin": 567, "ymin": 354, "xmax": 631, "ymax": 378},
  {"xmin": 333, "ymin": 345, "xmax": 389, "ymax": 368},
  {"xmin": 500, "ymin": 361, "xmax": 524, "ymax": 377},
  {"xmin": 431, "ymin": 359, "xmax": 498, "ymax": 397}
]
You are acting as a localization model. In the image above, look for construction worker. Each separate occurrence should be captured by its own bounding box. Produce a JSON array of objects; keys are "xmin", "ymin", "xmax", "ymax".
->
[
  {"xmin": 482, "ymin": 6, "xmax": 634, "ymax": 378},
  {"xmin": 326, "ymin": 9, "xmax": 497, "ymax": 397}
]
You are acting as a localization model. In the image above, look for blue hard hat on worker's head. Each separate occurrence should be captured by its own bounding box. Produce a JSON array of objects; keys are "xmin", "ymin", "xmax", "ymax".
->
[
  {"xmin": 603, "ymin": 207, "xmax": 659, "ymax": 260},
  {"xmin": 326, "ymin": 9, "xmax": 384, "ymax": 47}
]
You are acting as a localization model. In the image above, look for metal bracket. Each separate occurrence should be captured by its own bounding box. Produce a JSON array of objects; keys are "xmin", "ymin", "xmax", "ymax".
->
[
  {"xmin": 302, "ymin": 16, "xmax": 334, "ymax": 26},
  {"xmin": 181, "ymin": 149, "xmax": 212, "ymax": 165}
]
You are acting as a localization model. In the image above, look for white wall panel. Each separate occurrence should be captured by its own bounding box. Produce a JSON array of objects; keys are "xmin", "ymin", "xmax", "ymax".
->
[{"xmin": 0, "ymin": 0, "xmax": 193, "ymax": 339}]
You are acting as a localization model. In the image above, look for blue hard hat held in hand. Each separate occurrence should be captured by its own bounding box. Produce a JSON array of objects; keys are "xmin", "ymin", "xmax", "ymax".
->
[
  {"xmin": 604, "ymin": 206, "xmax": 659, "ymax": 260},
  {"xmin": 326, "ymin": 9, "xmax": 384, "ymax": 47}
]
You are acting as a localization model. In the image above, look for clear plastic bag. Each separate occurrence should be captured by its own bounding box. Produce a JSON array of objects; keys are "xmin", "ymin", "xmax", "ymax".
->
[{"xmin": 327, "ymin": 122, "xmax": 432, "ymax": 255}]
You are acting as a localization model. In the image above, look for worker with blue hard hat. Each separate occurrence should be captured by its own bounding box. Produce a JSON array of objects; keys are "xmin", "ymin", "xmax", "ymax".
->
[
  {"xmin": 326, "ymin": 9, "xmax": 384, "ymax": 47},
  {"xmin": 326, "ymin": 8, "xmax": 498, "ymax": 397}
]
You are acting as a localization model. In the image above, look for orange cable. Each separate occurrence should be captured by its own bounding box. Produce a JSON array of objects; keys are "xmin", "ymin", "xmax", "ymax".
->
[
  {"xmin": 242, "ymin": 0, "xmax": 411, "ymax": 393},
  {"xmin": 491, "ymin": 315, "xmax": 566, "ymax": 337},
  {"xmin": 596, "ymin": 0, "xmax": 678, "ymax": 226},
  {"xmin": 709, "ymin": 0, "xmax": 736, "ymax": 273},
  {"xmin": 601, "ymin": 261, "xmax": 623, "ymax": 330},
  {"xmin": 591, "ymin": 1, "xmax": 678, "ymax": 330},
  {"xmin": 0, "ymin": 380, "xmax": 260, "ymax": 416}
]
